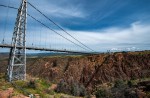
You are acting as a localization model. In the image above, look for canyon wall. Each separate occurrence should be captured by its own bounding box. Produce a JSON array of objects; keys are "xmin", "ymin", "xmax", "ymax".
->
[{"xmin": 26, "ymin": 51, "xmax": 150, "ymax": 90}]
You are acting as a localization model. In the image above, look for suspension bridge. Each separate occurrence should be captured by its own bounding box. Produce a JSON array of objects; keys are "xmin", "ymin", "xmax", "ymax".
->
[{"xmin": 0, "ymin": 0, "xmax": 96, "ymax": 82}]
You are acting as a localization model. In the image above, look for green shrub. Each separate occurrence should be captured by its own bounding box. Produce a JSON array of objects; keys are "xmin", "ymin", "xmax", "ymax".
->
[
  {"xmin": 127, "ymin": 80, "xmax": 133, "ymax": 88},
  {"xmin": 95, "ymin": 89, "xmax": 107, "ymax": 98},
  {"xmin": 56, "ymin": 80, "xmax": 87, "ymax": 97},
  {"xmin": 56, "ymin": 80, "xmax": 69, "ymax": 94},
  {"xmin": 27, "ymin": 79, "xmax": 36, "ymax": 89},
  {"xmin": 71, "ymin": 83, "xmax": 86, "ymax": 96},
  {"xmin": 114, "ymin": 80, "xmax": 125, "ymax": 88},
  {"xmin": 147, "ymin": 92, "xmax": 150, "ymax": 98}
]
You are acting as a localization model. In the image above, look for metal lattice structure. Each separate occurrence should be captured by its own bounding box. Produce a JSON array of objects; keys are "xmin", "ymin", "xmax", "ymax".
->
[{"xmin": 7, "ymin": 0, "xmax": 27, "ymax": 82}]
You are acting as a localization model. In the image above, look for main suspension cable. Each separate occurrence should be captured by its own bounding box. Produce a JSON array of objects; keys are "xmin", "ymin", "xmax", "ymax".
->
[
  {"xmin": 27, "ymin": 2, "xmax": 95, "ymax": 52},
  {"xmin": 0, "ymin": 4, "xmax": 91, "ymax": 52},
  {"xmin": 27, "ymin": 14, "xmax": 89, "ymax": 51}
]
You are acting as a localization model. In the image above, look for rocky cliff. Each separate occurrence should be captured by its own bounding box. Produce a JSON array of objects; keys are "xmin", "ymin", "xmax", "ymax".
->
[{"xmin": 26, "ymin": 51, "xmax": 150, "ymax": 91}]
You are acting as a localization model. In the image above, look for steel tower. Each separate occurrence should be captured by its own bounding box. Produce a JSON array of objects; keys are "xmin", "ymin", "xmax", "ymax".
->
[{"xmin": 8, "ymin": 0, "xmax": 27, "ymax": 82}]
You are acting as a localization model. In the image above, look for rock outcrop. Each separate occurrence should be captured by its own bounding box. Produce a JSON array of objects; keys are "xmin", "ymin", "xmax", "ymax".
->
[{"xmin": 26, "ymin": 51, "xmax": 150, "ymax": 90}]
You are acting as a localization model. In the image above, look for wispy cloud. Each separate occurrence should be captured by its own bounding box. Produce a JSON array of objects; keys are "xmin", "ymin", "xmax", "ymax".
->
[
  {"xmin": 67, "ymin": 21, "xmax": 150, "ymax": 44},
  {"xmin": 0, "ymin": 0, "xmax": 150, "ymax": 52},
  {"xmin": 28, "ymin": 0, "xmax": 86, "ymax": 18},
  {"xmin": 26, "ymin": 21, "xmax": 150, "ymax": 51}
]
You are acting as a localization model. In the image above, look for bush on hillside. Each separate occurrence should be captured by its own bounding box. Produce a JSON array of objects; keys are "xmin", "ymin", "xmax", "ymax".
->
[
  {"xmin": 27, "ymin": 79, "xmax": 36, "ymax": 89},
  {"xmin": 114, "ymin": 79, "xmax": 125, "ymax": 88},
  {"xmin": 56, "ymin": 79, "xmax": 87, "ymax": 96},
  {"xmin": 95, "ymin": 89, "xmax": 109, "ymax": 98}
]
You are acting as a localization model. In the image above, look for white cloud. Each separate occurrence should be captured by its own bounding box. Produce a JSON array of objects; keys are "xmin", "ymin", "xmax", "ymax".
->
[
  {"xmin": 28, "ymin": 0, "xmax": 86, "ymax": 18},
  {"xmin": 27, "ymin": 21, "xmax": 150, "ymax": 52},
  {"xmin": 66, "ymin": 21, "xmax": 150, "ymax": 44},
  {"xmin": 46, "ymin": 6, "xmax": 86, "ymax": 18},
  {"xmin": 1, "ymin": 0, "xmax": 150, "ymax": 52}
]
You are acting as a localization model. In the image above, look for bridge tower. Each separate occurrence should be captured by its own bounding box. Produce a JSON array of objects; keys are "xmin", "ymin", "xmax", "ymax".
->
[{"xmin": 8, "ymin": 0, "xmax": 27, "ymax": 82}]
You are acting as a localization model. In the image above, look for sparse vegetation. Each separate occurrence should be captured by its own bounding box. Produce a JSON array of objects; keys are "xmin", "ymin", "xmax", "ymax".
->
[
  {"xmin": 0, "ymin": 51, "xmax": 150, "ymax": 97},
  {"xmin": 56, "ymin": 80, "xmax": 87, "ymax": 97},
  {"xmin": 95, "ymin": 89, "xmax": 109, "ymax": 98},
  {"xmin": 114, "ymin": 79, "xmax": 126, "ymax": 88},
  {"xmin": 0, "ymin": 73, "xmax": 82, "ymax": 97}
]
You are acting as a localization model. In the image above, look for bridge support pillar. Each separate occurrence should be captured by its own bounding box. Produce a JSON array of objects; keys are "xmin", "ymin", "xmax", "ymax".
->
[{"xmin": 8, "ymin": 0, "xmax": 27, "ymax": 82}]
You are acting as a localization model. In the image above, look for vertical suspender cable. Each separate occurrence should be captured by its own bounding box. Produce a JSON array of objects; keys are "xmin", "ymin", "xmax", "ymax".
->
[
  {"xmin": 32, "ymin": 25, "xmax": 34, "ymax": 46},
  {"xmin": 40, "ymin": 26, "xmax": 42, "ymax": 47},
  {"xmin": 3, "ymin": 0, "xmax": 11, "ymax": 44},
  {"xmin": 45, "ymin": 31, "xmax": 46, "ymax": 48},
  {"xmin": 27, "ymin": 2, "xmax": 95, "ymax": 52},
  {"xmin": 46, "ymin": 30, "xmax": 48, "ymax": 48}
]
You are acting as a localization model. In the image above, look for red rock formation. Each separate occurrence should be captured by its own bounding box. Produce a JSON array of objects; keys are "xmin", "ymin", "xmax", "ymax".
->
[{"xmin": 26, "ymin": 51, "xmax": 150, "ymax": 90}]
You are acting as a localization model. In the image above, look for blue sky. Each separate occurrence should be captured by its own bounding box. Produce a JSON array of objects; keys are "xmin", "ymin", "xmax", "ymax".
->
[{"xmin": 0, "ymin": 0, "xmax": 150, "ymax": 52}]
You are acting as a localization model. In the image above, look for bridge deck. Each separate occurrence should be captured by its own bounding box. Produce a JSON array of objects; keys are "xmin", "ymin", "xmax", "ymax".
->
[{"xmin": 0, "ymin": 44, "xmax": 91, "ymax": 54}]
